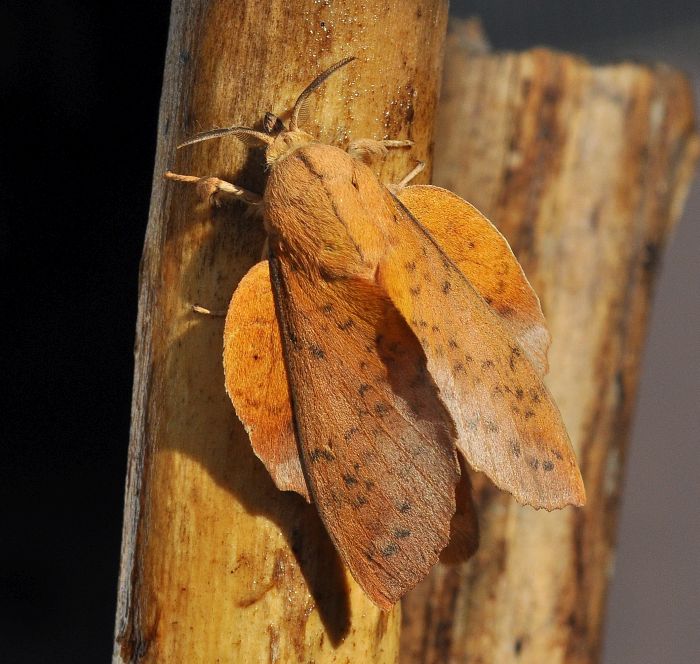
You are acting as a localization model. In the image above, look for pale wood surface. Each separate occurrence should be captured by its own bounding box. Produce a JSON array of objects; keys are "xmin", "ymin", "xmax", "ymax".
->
[
  {"xmin": 113, "ymin": 1, "xmax": 448, "ymax": 661},
  {"xmin": 401, "ymin": 23, "xmax": 699, "ymax": 664}
]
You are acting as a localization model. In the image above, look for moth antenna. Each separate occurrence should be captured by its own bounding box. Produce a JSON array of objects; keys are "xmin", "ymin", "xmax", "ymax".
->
[
  {"xmin": 177, "ymin": 126, "xmax": 273, "ymax": 149},
  {"xmin": 289, "ymin": 56, "xmax": 356, "ymax": 131}
]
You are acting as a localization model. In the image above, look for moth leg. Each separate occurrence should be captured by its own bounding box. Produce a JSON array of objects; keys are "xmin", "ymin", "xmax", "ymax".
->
[
  {"xmin": 347, "ymin": 138, "xmax": 413, "ymax": 165},
  {"xmin": 191, "ymin": 304, "xmax": 227, "ymax": 317},
  {"xmin": 388, "ymin": 161, "xmax": 426, "ymax": 194},
  {"xmin": 165, "ymin": 171, "xmax": 262, "ymax": 207}
]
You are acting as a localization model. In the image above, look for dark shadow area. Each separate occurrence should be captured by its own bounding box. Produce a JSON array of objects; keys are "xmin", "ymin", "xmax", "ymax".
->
[
  {"xmin": 375, "ymin": 303, "xmax": 457, "ymax": 454},
  {"xmin": 1, "ymin": 3, "xmax": 171, "ymax": 662}
]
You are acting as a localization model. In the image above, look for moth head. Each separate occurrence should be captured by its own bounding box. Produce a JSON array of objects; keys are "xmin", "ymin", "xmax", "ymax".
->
[{"xmin": 177, "ymin": 57, "xmax": 356, "ymax": 166}]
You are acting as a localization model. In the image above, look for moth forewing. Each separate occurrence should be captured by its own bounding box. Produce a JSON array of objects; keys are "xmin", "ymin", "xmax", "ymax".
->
[
  {"xmin": 396, "ymin": 184, "xmax": 551, "ymax": 375},
  {"xmin": 378, "ymin": 195, "xmax": 586, "ymax": 510}
]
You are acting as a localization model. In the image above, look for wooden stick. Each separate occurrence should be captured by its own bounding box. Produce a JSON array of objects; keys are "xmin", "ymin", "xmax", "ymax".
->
[
  {"xmin": 113, "ymin": 1, "xmax": 448, "ymax": 661},
  {"xmin": 401, "ymin": 20, "xmax": 699, "ymax": 664}
]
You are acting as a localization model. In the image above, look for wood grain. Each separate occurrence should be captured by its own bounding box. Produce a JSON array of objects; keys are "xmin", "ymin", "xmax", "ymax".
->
[
  {"xmin": 113, "ymin": 1, "xmax": 448, "ymax": 661},
  {"xmin": 401, "ymin": 22, "xmax": 699, "ymax": 664}
]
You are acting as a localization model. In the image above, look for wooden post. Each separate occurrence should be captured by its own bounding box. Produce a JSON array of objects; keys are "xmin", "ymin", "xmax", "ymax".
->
[
  {"xmin": 113, "ymin": 1, "xmax": 448, "ymax": 661},
  {"xmin": 401, "ymin": 21, "xmax": 699, "ymax": 664}
]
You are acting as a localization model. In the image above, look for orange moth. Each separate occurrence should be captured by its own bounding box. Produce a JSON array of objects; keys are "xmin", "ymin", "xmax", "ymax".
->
[{"xmin": 166, "ymin": 57, "xmax": 586, "ymax": 610}]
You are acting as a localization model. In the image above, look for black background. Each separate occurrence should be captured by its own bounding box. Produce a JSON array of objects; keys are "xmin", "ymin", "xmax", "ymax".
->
[
  {"xmin": 2, "ymin": 2, "xmax": 698, "ymax": 662},
  {"xmin": 3, "ymin": 3, "xmax": 169, "ymax": 662}
]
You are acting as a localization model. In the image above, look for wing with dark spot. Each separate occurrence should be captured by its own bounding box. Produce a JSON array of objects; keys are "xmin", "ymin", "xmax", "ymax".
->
[
  {"xmin": 397, "ymin": 184, "xmax": 550, "ymax": 375},
  {"xmin": 269, "ymin": 249, "xmax": 460, "ymax": 609},
  {"xmin": 378, "ymin": 197, "xmax": 586, "ymax": 510}
]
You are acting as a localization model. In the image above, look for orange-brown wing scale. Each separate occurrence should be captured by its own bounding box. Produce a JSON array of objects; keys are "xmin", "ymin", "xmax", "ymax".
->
[
  {"xmin": 378, "ymin": 194, "xmax": 585, "ymax": 510},
  {"xmin": 223, "ymin": 260, "xmax": 309, "ymax": 500},
  {"xmin": 269, "ymin": 252, "xmax": 460, "ymax": 608},
  {"xmin": 397, "ymin": 184, "xmax": 550, "ymax": 375}
]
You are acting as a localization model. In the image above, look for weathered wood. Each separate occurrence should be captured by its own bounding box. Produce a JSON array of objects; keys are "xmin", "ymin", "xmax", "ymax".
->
[
  {"xmin": 401, "ymin": 21, "xmax": 699, "ymax": 664},
  {"xmin": 113, "ymin": 1, "xmax": 448, "ymax": 661}
]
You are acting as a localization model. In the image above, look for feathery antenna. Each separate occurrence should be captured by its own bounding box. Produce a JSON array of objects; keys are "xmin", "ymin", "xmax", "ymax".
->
[
  {"xmin": 289, "ymin": 57, "xmax": 356, "ymax": 131},
  {"xmin": 177, "ymin": 126, "xmax": 272, "ymax": 149}
]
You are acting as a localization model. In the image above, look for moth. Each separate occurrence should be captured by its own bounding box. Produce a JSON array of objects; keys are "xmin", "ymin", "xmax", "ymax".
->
[{"xmin": 166, "ymin": 57, "xmax": 586, "ymax": 610}]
